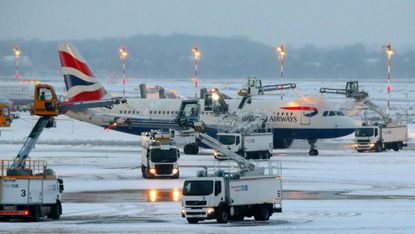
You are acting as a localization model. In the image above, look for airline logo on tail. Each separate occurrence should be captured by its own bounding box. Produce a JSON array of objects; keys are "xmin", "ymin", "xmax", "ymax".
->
[{"xmin": 58, "ymin": 42, "xmax": 107, "ymax": 102}]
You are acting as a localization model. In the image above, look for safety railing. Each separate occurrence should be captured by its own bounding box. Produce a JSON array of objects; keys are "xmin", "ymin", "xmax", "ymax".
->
[{"xmin": 0, "ymin": 159, "xmax": 55, "ymax": 179}]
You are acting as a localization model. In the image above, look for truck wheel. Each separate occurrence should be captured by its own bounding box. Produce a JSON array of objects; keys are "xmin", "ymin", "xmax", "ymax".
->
[
  {"xmin": 254, "ymin": 205, "xmax": 270, "ymax": 221},
  {"xmin": 230, "ymin": 214, "xmax": 244, "ymax": 221},
  {"xmin": 30, "ymin": 206, "xmax": 40, "ymax": 222},
  {"xmin": 141, "ymin": 165, "xmax": 148, "ymax": 179},
  {"xmin": 187, "ymin": 218, "xmax": 200, "ymax": 224},
  {"xmin": 375, "ymin": 142, "xmax": 382, "ymax": 152},
  {"xmin": 393, "ymin": 143, "xmax": 400, "ymax": 151},
  {"xmin": 50, "ymin": 201, "xmax": 62, "ymax": 220},
  {"xmin": 216, "ymin": 207, "xmax": 229, "ymax": 223},
  {"xmin": 0, "ymin": 216, "xmax": 10, "ymax": 222}
]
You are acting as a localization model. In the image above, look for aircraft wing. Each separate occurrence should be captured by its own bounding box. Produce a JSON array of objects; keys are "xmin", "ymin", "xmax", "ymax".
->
[{"xmin": 96, "ymin": 112, "xmax": 188, "ymax": 130}]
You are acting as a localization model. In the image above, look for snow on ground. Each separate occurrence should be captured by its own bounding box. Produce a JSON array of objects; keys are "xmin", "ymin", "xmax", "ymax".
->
[{"xmin": 1, "ymin": 78, "xmax": 414, "ymax": 233}]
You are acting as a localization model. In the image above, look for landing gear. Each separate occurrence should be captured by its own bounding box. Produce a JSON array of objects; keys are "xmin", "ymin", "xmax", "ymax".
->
[{"xmin": 308, "ymin": 139, "xmax": 319, "ymax": 156}]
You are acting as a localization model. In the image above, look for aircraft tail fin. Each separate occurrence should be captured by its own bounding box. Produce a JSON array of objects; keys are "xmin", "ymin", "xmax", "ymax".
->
[{"xmin": 58, "ymin": 42, "xmax": 108, "ymax": 102}]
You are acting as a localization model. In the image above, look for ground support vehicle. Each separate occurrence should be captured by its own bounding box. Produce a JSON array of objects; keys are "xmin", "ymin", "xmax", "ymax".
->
[
  {"xmin": 355, "ymin": 124, "xmax": 408, "ymax": 152},
  {"xmin": 141, "ymin": 130, "xmax": 180, "ymax": 179},
  {"xmin": 215, "ymin": 132, "xmax": 273, "ymax": 159}
]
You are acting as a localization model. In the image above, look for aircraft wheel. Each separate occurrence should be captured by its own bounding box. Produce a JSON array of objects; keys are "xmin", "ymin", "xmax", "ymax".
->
[
  {"xmin": 309, "ymin": 149, "xmax": 318, "ymax": 156},
  {"xmin": 184, "ymin": 143, "xmax": 199, "ymax": 155}
]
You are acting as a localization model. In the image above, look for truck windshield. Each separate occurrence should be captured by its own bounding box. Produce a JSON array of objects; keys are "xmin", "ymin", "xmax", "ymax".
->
[
  {"xmin": 183, "ymin": 180, "xmax": 213, "ymax": 196},
  {"xmin": 150, "ymin": 149, "xmax": 177, "ymax": 163},
  {"xmin": 355, "ymin": 128, "xmax": 374, "ymax": 137},
  {"xmin": 217, "ymin": 135, "xmax": 235, "ymax": 145}
]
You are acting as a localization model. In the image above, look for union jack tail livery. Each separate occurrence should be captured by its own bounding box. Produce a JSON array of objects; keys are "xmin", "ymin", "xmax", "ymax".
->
[{"xmin": 58, "ymin": 42, "xmax": 108, "ymax": 102}]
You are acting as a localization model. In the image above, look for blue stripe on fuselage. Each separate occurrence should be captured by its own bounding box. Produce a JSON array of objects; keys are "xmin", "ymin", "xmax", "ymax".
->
[{"xmin": 102, "ymin": 125, "xmax": 355, "ymax": 145}]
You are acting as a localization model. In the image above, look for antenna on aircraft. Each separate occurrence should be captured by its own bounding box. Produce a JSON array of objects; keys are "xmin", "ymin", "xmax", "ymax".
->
[
  {"xmin": 192, "ymin": 45, "xmax": 201, "ymax": 98},
  {"xmin": 13, "ymin": 45, "xmax": 21, "ymax": 81},
  {"xmin": 383, "ymin": 43, "xmax": 394, "ymax": 116},
  {"xmin": 276, "ymin": 44, "xmax": 286, "ymax": 100},
  {"xmin": 119, "ymin": 46, "xmax": 128, "ymax": 98}
]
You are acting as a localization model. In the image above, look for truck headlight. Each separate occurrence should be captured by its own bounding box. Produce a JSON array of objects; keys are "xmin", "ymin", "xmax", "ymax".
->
[
  {"xmin": 369, "ymin": 143, "xmax": 375, "ymax": 148},
  {"xmin": 149, "ymin": 168, "xmax": 156, "ymax": 174},
  {"xmin": 181, "ymin": 208, "xmax": 186, "ymax": 214},
  {"xmin": 207, "ymin": 207, "xmax": 215, "ymax": 214},
  {"xmin": 172, "ymin": 168, "xmax": 179, "ymax": 174}
]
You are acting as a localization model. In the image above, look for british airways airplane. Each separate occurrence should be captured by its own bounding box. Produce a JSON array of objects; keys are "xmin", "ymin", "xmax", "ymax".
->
[{"xmin": 58, "ymin": 42, "xmax": 357, "ymax": 156}]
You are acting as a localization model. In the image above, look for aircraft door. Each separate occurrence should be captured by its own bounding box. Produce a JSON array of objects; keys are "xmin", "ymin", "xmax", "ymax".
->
[{"xmin": 300, "ymin": 105, "xmax": 311, "ymax": 125}]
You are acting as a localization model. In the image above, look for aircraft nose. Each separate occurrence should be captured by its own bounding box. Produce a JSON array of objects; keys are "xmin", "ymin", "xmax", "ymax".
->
[{"xmin": 345, "ymin": 116, "xmax": 360, "ymax": 129}]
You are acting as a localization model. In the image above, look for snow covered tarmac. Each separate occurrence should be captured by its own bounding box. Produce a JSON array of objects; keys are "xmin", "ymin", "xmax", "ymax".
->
[{"xmin": 1, "ymin": 115, "xmax": 415, "ymax": 233}]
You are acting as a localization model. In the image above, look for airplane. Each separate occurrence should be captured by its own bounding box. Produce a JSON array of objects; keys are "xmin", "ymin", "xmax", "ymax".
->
[{"xmin": 58, "ymin": 42, "xmax": 357, "ymax": 156}]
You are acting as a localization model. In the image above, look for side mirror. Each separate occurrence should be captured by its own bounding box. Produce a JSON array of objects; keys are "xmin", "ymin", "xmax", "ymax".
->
[{"xmin": 58, "ymin": 178, "xmax": 64, "ymax": 193}]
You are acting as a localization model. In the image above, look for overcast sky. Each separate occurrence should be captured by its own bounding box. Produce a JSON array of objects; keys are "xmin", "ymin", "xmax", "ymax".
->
[{"xmin": 1, "ymin": 0, "xmax": 414, "ymax": 47}]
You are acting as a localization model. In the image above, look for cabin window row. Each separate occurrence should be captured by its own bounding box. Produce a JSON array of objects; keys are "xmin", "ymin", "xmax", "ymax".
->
[{"xmin": 322, "ymin": 111, "xmax": 345, "ymax": 117}]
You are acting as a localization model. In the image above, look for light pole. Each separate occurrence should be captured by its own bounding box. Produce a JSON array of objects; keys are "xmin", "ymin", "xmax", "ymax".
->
[
  {"xmin": 276, "ymin": 44, "xmax": 286, "ymax": 100},
  {"xmin": 119, "ymin": 47, "xmax": 128, "ymax": 98},
  {"xmin": 13, "ymin": 46, "xmax": 21, "ymax": 80},
  {"xmin": 192, "ymin": 45, "xmax": 201, "ymax": 98},
  {"xmin": 384, "ymin": 43, "xmax": 394, "ymax": 116}
]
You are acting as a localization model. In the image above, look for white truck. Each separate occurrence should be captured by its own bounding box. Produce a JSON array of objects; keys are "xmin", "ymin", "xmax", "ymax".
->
[
  {"xmin": 0, "ymin": 160, "xmax": 64, "ymax": 221},
  {"xmin": 141, "ymin": 131, "xmax": 180, "ymax": 179},
  {"xmin": 355, "ymin": 124, "xmax": 408, "ymax": 152},
  {"xmin": 181, "ymin": 168, "xmax": 282, "ymax": 224},
  {"xmin": 180, "ymin": 125, "xmax": 282, "ymax": 224},
  {"xmin": 215, "ymin": 132, "xmax": 273, "ymax": 159}
]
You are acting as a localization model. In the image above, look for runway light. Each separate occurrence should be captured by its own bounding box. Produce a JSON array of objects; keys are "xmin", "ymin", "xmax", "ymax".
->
[
  {"xmin": 13, "ymin": 46, "xmax": 21, "ymax": 80},
  {"xmin": 192, "ymin": 45, "xmax": 201, "ymax": 98},
  {"xmin": 383, "ymin": 43, "xmax": 394, "ymax": 116},
  {"xmin": 276, "ymin": 44, "xmax": 286, "ymax": 100},
  {"xmin": 119, "ymin": 46, "xmax": 128, "ymax": 98}
]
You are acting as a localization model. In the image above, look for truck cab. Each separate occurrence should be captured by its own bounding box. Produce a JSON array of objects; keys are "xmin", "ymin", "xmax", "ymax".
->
[
  {"xmin": 238, "ymin": 78, "xmax": 263, "ymax": 96},
  {"xmin": 181, "ymin": 177, "xmax": 225, "ymax": 223},
  {"xmin": 32, "ymin": 84, "xmax": 59, "ymax": 116},
  {"xmin": 0, "ymin": 104, "xmax": 12, "ymax": 128},
  {"xmin": 355, "ymin": 126, "xmax": 380, "ymax": 152},
  {"xmin": 141, "ymin": 131, "xmax": 180, "ymax": 179}
]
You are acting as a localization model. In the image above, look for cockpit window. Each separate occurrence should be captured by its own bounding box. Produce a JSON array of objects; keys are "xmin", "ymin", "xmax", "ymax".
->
[
  {"xmin": 323, "ymin": 111, "xmax": 328, "ymax": 117},
  {"xmin": 329, "ymin": 111, "xmax": 336, "ymax": 116},
  {"xmin": 335, "ymin": 111, "xmax": 344, "ymax": 116}
]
